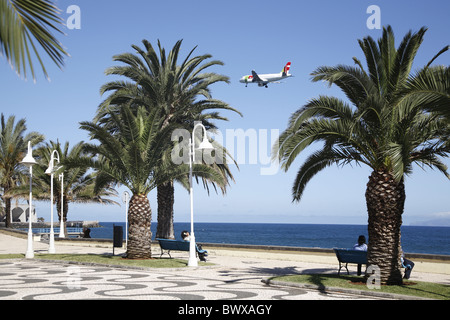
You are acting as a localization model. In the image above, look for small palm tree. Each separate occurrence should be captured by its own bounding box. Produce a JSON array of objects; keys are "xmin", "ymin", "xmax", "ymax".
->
[
  {"xmin": 0, "ymin": 0, "xmax": 68, "ymax": 80},
  {"xmin": 34, "ymin": 140, "xmax": 118, "ymax": 235},
  {"xmin": 95, "ymin": 39, "xmax": 241, "ymax": 239},
  {"xmin": 76, "ymin": 106, "xmax": 193, "ymax": 258},
  {"xmin": 0, "ymin": 114, "xmax": 43, "ymax": 227},
  {"xmin": 276, "ymin": 26, "xmax": 450, "ymax": 285}
]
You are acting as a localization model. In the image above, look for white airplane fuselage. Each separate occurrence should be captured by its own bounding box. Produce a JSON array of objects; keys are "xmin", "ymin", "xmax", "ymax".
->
[{"xmin": 240, "ymin": 62, "xmax": 292, "ymax": 87}]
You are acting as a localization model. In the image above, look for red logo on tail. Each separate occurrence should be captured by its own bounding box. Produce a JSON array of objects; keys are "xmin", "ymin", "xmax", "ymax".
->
[{"xmin": 283, "ymin": 62, "xmax": 291, "ymax": 74}]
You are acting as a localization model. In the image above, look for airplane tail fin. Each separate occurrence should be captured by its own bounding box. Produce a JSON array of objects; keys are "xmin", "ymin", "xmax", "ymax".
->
[{"xmin": 282, "ymin": 62, "xmax": 291, "ymax": 76}]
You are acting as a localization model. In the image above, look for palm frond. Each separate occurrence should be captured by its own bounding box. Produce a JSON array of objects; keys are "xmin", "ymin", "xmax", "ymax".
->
[
  {"xmin": 311, "ymin": 65, "xmax": 374, "ymax": 106},
  {"xmin": 402, "ymin": 66, "xmax": 450, "ymax": 118},
  {"xmin": 0, "ymin": 0, "xmax": 68, "ymax": 80},
  {"xmin": 388, "ymin": 27, "xmax": 427, "ymax": 99}
]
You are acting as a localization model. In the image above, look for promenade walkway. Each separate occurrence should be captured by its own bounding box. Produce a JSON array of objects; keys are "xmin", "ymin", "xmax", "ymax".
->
[{"xmin": 0, "ymin": 231, "xmax": 449, "ymax": 301}]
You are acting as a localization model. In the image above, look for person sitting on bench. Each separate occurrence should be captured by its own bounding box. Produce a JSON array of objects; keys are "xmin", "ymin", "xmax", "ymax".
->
[
  {"xmin": 181, "ymin": 230, "xmax": 207, "ymax": 262},
  {"xmin": 401, "ymin": 253, "xmax": 415, "ymax": 279},
  {"xmin": 352, "ymin": 235, "xmax": 367, "ymax": 276}
]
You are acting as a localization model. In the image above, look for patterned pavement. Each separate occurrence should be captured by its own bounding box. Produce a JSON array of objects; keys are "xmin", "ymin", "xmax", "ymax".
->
[{"xmin": 0, "ymin": 259, "xmax": 376, "ymax": 300}]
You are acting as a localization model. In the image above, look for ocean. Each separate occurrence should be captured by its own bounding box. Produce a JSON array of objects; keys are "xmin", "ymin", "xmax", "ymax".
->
[{"xmin": 88, "ymin": 222, "xmax": 450, "ymax": 256}]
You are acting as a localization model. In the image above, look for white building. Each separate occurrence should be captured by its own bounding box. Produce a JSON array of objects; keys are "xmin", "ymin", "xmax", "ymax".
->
[{"xmin": 0, "ymin": 204, "xmax": 37, "ymax": 223}]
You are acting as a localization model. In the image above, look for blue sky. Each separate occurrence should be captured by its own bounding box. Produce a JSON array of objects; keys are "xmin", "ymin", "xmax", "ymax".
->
[{"xmin": 1, "ymin": 0, "xmax": 449, "ymax": 225}]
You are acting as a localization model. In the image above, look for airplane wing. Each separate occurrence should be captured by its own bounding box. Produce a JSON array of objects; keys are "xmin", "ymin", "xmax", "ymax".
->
[{"xmin": 251, "ymin": 70, "xmax": 266, "ymax": 82}]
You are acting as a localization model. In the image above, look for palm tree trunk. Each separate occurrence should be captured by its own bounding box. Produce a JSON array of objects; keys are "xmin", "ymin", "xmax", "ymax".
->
[
  {"xmin": 127, "ymin": 194, "xmax": 152, "ymax": 259},
  {"xmin": 62, "ymin": 199, "xmax": 69, "ymax": 237},
  {"xmin": 156, "ymin": 115, "xmax": 176, "ymax": 240},
  {"xmin": 4, "ymin": 197, "xmax": 12, "ymax": 228},
  {"xmin": 365, "ymin": 169, "xmax": 405, "ymax": 285},
  {"xmin": 156, "ymin": 181, "xmax": 175, "ymax": 239}
]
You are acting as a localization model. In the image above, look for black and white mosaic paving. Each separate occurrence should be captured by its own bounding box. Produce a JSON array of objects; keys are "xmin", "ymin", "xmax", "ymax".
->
[{"xmin": 0, "ymin": 259, "xmax": 373, "ymax": 300}]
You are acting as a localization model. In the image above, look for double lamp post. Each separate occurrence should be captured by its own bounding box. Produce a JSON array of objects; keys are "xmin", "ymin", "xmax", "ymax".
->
[{"xmin": 21, "ymin": 142, "xmax": 64, "ymax": 258}]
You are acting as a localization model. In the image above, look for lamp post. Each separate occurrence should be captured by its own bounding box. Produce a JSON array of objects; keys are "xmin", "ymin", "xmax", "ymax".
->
[
  {"xmin": 188, "ymin": 123, "xmax": 214, "ymax": 267},
  {"xmin": 21, "ymin": 141, "xmax": 37, "ymax": 259},
  {"xmin": 45, "ymin": 150, "xmax": 60, "ymax": 253},
  {"xmin": 122, "ymin": 191, "xmax": 130, "ymax": 249},
  {"xmin": 58, "ymin": 172, "xmax": 65, "ymax": 238}
]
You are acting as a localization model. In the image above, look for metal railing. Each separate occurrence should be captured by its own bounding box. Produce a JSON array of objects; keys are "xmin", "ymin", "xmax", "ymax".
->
[{"xmin": 17, "ymin": 227, "xmax": 83, "ymax": 234}]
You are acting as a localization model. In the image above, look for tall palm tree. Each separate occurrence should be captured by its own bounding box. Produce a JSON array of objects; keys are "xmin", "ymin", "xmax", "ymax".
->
[
  {"xmin": 0, "ymin": 0, "xmax": 68, "ymax": 80},
  {"xmin": 95, "ymin": 39, "xmax": 241, "ymax": 239},
  {"xmin": 0, "ymin": 113, "xmax": 44, "ymax": 227},
  {"xmin": 33, "ymin": 140, "xmax": 118, "ymax": 235},
  {"xmin": 276, "ymin": 26, "xmax": 450, "ymax": 285}
]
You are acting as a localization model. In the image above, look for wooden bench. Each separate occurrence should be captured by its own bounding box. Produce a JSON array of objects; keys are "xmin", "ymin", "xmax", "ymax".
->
[
  {"xmin": 333, "ymin": 248, "xmax": 367, "ymax": 275},
  {"xmin": 156, "ymin": 238, "xmax": 208, "ymax": 259}
]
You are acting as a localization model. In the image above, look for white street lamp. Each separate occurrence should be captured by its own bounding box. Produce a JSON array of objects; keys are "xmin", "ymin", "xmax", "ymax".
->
[
  {"xmin": 45, "ymin": 150, "xmax": 60, "ymax": 253},
  {"xmin": 188, "ymin": 123, "xmax": 214, "ymax": 267},
  {"xmin": 122, "ymin": 191, "xmax": 130, "ymax": 249},
  {"xmin": 58, "ymin": 172, "xmax": 65, "ymax": 238},
  {"xmin": 21, "ymin": 141, "xmax": 37, "ymax": 259}
]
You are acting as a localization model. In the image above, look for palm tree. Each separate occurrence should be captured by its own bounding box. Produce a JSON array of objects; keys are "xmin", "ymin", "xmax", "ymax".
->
[
  {"xmin": 0, "ymin": 113, "xmax": 44, "ymax": 227},
  {"xmin": 33, "ymin": 140, "xmax": 118, "ymax": 235},
  {"xmin": 276, "ymin": 26, "xmax": 450, "ymax": 285},
  {"xmin": 76, "ymin": 106, "xmax": 200, "ymax": 258},
  {"xmin": 95, "ymin": 39, "xmax": 241, "ymax": 239},
  {"xmin": 0, "ymin": 0, "xmax": 68, "ymax": 80}
]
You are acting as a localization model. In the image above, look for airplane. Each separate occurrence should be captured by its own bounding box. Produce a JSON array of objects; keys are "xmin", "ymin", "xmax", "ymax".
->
[{"xmin": 240, "ymin": 62, "xmax": 292, "ymax": 88}]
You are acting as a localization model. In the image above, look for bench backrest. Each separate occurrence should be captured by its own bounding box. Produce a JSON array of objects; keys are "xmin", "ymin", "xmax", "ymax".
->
[
  {"xmin": 156, "ymin": 238, "xmax": 190, "ymax": 251},
  {"xmin": 333, "ymin": 248, "xmax": 367, "ymax": 264}
]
